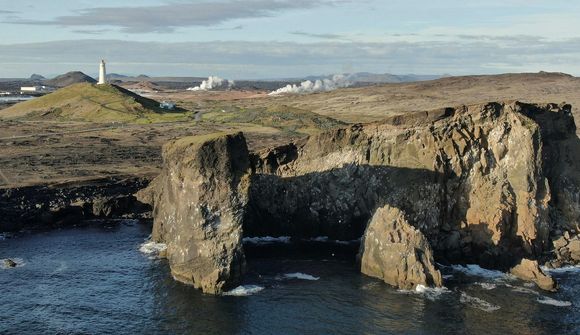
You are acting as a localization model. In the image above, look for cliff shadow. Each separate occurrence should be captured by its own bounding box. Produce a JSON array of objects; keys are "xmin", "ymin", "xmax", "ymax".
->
[{"xmin": 242, "ymin": 164, "xmax": 448, "ymax": 253}]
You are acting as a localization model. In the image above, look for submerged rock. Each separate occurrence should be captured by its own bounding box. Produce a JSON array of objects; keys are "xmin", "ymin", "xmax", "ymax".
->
[
  {"xmin": 3, "ymin": 258, "xmax": 17, "ymax": 268},
  {"xmin": 359, "ymin": 205, "xmax": 442, "ymax": 289}
]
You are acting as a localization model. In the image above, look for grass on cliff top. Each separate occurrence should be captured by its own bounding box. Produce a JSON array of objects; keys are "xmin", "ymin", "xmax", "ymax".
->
[
  {"xmin": 200, "ymin": 103, "xmax": 346, "ymax": 136},
  {"xmin": 0, "ymin": 83, "xmax": 196, "ymax": 123}
]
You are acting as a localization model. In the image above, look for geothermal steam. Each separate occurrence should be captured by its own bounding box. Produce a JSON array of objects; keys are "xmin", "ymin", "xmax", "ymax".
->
[
  {"xmin": 269, "ymin": 74, "xmax": 351, "ymax": 95},
  {"xmin": 187, "ymin": 76, "xmax": 235, "ymax": 91}
]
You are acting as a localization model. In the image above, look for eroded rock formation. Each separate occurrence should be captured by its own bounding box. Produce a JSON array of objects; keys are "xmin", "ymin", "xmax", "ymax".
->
[
  {"xmin": 359, "ymin": 205, "xmax": 442, "ymax": 289},
  {"xmin": 139, "ymin": 101, "xmax": 580, "ymax": 294},
  {"xmin": 137, "ymin": 133, "xmax": 249, "ymax": 294}
]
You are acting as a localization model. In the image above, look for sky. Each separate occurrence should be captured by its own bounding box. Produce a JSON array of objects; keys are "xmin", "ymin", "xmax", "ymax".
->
[{"xmin": 1, "ymin": 0, "xmax": 580, "ymax": 79}]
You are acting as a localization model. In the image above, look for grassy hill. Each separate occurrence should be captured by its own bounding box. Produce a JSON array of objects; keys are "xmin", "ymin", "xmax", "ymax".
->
[{"xmin": 0, "ymin": 83, "xmax": 193, "ymax": 123}]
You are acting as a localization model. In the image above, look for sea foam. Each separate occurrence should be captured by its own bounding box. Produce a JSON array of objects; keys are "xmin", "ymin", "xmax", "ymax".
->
[
  {"xmin": 139, "ymin": 241, "xmax": 167, "ymax": 257},
  {"xmin": 223, "ymin": 285, "xmax": 264, "ymax": 296},
  {"xmin": 450, "ymin": 264, "xmax": 512, "ymax": 280},
  {"xmin": 397, "ymin": 285, "xmax": 449, "ymax": 301},
  {"xmin": 476, "ymin": 282, "xmax": 497, "ymax": 290},
  {"xmin": 306, "ymin": 236, "xmax": 360, "ymax": 245},
  {"xmin": 541, "ymin": 265, "xmax": 580, "ymax": 274},
  {"xmin": 242, "ymin": 236, "xmax": 291, "ymax": 245},
  {"xmin": 282, "ymin": 272, "xmax": 320, "ymax": 281},
  {"xmin": 536, "ymin": 296, "xmax": 572, "ymax": 307},
  {"xmin": 460, "ymin": 292, "xmax": 501, "ymax": 312}
]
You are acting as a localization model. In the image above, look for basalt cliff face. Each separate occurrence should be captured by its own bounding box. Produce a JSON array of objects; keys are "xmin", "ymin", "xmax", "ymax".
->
[{"xmin": 138, "ymin": 101, "xmax": 580, "ymax": 294}]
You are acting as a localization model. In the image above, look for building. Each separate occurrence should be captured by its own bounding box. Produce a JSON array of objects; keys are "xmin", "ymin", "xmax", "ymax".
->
[
  {"xmin": 20, "ymin": 86, "xmax": 42, "ymax": 92},
  {"xmin": 160, "ymin": 101, "xmax": 176, "ymax": 110},
  {"xmin": 98, "ymin": 60, "xmax": 107, "ymax": 85},
  {"xmin": 20, "ymin": 86, "xmax": 54, "ymax": 93}
]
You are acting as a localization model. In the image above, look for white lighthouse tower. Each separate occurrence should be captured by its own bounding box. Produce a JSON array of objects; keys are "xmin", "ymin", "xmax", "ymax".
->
[{"xmin": 98, "ymin": 60, "xmax": 107, "ymax": 85}]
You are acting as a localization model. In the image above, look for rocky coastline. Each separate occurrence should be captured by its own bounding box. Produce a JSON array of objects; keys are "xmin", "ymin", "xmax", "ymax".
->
[
  {"xmin": 3, "ymin": 100, "xmax": 579, "ymax": 295},
  {"xmin": 0, "ymin": 176, "xmax": 152, "ymax": 232},
  {"xmin": 138, "ymin": 101, "xmax": 580, "ymax": 294}
]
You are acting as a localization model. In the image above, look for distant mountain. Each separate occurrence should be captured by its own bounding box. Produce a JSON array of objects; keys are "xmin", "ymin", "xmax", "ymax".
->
[
  {"xmin": 107, "ymin": 73, "xmax": 129, "ymax": 80},
  {"xmin": 346, "ymin": 72, "xmax": 446, "ymax": 83},
  {"xmin": 288, "ymin": 72, "xmax": 447, "ymax": 84},
  {"xmin": 29, "ymin": 74, "xmax": 45, "ymax": 81},
  {"xmin": 44, "ymin": 71, "xmax": 97, "ymax": 88}
]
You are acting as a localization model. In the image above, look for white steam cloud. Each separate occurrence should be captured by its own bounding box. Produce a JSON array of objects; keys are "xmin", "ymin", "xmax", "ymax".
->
[
  {"xmin": 187, "ymin": 76, "xmax": 235, "ymax": 91},
  {"xmin": 269, "ymin": 74, "xmax": 351, "ymax": 95}
]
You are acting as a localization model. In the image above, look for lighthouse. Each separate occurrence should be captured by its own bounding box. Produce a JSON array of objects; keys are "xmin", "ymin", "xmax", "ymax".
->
[{"xmin": 98, "ymin": 60, "xmax": 107, "ymax": 85}]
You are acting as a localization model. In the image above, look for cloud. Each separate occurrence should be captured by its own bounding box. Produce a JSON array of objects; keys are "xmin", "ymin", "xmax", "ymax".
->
[
  {"xmin": 72, "ymin": 29, "xmax": 112, "ymax": 35},
  {"xmin": 7, "ymin": 0, "xmax": 341, "ymax": 33},
  {"xmin": 1, "ymin": 37, "xmax": 579, "ymax": 78},
  {"xmin": 290, "ymin": 31, "xmax": 345, "ymax": 40},
  {"xmin": 209, "ymin": 25, "xmax": 244, "ymax": 31}
]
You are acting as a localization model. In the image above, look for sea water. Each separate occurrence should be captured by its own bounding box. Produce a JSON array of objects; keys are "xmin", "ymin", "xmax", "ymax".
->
[{"xmin": 0, "ymin": 222, "xmax": 578, "ymax": 335}]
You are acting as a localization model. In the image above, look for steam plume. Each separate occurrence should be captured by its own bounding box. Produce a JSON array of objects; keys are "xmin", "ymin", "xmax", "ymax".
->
[
  {"xmin": 269, "ymin": 74, "xmax": 351, "ymax": 95},
  {"xmin": 187, "ymin": 76, "xmax": 235, "ymax": 91}
]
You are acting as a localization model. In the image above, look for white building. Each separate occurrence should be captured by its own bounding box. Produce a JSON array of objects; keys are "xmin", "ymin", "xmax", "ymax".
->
[
  {"xmin": 20, "ymin": 86, "xmax": 54, "ymax": 93},
  {"xmin": 20, "ymin": 86, "xmax": 42, "ymax": 92}
]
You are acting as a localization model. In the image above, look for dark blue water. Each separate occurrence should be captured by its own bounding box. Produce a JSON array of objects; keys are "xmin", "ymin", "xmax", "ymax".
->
[{"xmin": 1, "ymin": 222, "xmax": 579, "ymax": 335}]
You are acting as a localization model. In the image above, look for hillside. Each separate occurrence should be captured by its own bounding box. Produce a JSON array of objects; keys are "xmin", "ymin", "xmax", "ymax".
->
[
  {"xmin": 0, "ymin": 83, "xmax": 187, "ymax": 123},
  {"xmin": 44, "ymin": 71, "xmax": 97, "ymax": 87},
  {"xmin": 264, "ymin": 72, "xmax": 580, "ymax": 129}
]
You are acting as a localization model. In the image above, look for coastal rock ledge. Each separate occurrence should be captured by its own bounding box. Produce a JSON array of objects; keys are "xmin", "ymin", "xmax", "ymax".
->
[{"xmin": 137, "ymin": 101, "xmax": 580, "ymax": 294}]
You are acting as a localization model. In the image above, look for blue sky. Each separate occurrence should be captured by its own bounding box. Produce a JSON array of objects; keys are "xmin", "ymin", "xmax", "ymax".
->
[{"xmin": 1, "ymin": 0, "xmax": 579, "ymax": 78}]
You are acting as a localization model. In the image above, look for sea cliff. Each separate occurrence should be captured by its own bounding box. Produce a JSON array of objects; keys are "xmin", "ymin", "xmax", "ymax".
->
[{"xmin": 138, "ymin": 101, "xmax": 580, "ymax": 294}]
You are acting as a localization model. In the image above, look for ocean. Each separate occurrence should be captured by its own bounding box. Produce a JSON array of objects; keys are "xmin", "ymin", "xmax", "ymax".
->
[{"xmin": 1, "ymin": 221, "xmax": 578, "ymax": 335}]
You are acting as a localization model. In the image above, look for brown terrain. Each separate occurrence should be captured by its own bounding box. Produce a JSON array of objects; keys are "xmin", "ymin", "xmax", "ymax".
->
[{"xmin": 1, "ymin": 71, "xmax": 579, "ymax": 188}]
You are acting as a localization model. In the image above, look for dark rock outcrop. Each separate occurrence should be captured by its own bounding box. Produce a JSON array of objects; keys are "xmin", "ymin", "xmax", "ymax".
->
[
  {"xmin": 139, "ymin": 101, "xmax": 580, "ymax": 293},
  {"xmin": 137, "ymin": 133, "xmax": 249, "ymax": 294},
  {"xmin": 0, "ymin": 177, "xmax": 151, "ymax": 232}
]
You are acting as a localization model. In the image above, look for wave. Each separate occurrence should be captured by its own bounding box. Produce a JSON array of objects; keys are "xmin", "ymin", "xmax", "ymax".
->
[
  {"xmin": 304, "ymin": 236, "xmax": 360, "ymax": 245},
  {"xmin": 242, "ymin": 236, "xmax": 291, "ymax": 245},
  {"xmin": 139, "ymin": 241, "xmax": 167, "ymax": 257},
  {"xmin": 536, "ymin": 296, "xmax": 572, "ymax": 307},
  {"xmin": 398, "ymin": 285, "xmax": 449, "ymax": 301},
  {"xmin": 450, "ymin": 264, "xmax": 512, "ymax": 280},
  {"xmin": 460, "ymin": 292, "xmax": 501, "ymax": 312},
  {"xmin": 510, "ymin": 285, "xmax": 539, "ymax": 295},
  {"xmin": 223, "ymin": 285, "xmax": 264, "ymax": 296},
  {"xmin": 541, "ymin": 265, "xmax": 580, "ymax": 274},
  {"xmin": 476, "ymin": 282, "xmax": 497, "ymax": 290},
  {"xmin": 281, "ymin": 272, "xmax": 320, "ymax": 281}
]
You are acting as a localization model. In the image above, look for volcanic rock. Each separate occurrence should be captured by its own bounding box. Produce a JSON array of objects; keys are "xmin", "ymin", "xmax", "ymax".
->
[
  {"xmin": 359, "ymin": 205, "xmax": 442, "ymax": 289},
  {"xmin": 137, "ymin": 133, "xmax": 250, "ymax": 294},
  {"xmin": 139, "ymin": 101, "xmax": 580, "ymax": 294},
  {"xmin": 510, "ymin": 258, "xmax": 557, "ymax": 291}
]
